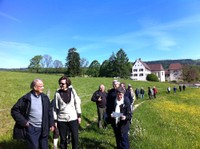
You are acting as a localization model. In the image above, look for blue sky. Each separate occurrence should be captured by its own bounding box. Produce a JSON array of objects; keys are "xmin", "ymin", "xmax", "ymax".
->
[{"xmin": 1, "ymin": 0, "xmax": 200, "ymax": 68}]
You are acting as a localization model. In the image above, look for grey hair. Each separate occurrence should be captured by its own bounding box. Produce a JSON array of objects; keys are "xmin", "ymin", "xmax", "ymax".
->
[
  {"xmin": 99, "ymin": 84, "xmax": 105, "ymax": 90},
  {"xmin": 30, "ymin": 78, "xmax": 43, "ymax": 89}
]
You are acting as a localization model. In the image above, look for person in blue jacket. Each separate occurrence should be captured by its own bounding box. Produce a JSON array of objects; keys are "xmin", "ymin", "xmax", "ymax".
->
[{"xmin": 11, "ymin": 78, "xmax": 54, "ymax": 149}]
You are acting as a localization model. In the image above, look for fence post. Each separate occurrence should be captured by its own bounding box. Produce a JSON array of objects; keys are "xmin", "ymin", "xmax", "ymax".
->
[{"xmin": 47, "ymin": 89, "xmax": 51, "ymax": 99}]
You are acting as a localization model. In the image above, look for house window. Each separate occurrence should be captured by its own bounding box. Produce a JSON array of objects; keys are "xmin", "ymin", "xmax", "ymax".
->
[
  {"xmin": 133, "ymin": 69, "xmax": 137, "ymax": 72},
  {"xmin": 139, "ymin": 73, "xmax": 143, "ymax": 76},
  {"xmin": 134, "ymin": 74, "xmax": 138, "ymax": 76},
  {"xmin": 139, "ymin": 69, "xmax": 143, "ymax": 71}
]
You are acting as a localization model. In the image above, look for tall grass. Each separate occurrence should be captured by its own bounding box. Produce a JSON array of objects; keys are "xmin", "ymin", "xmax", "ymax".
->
[
  {"xmin": 132, "ymin": 88, "xmax": 200, "ymax": 149},
  {"xmin": 0, "ymin": 71, "xmax": 199, "ymax": 149}
]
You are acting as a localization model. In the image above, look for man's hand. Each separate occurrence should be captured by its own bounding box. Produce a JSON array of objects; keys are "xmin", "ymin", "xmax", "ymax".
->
[
  {"xmin": 25, "ymin": 122, "xmax": 29, "ymax": 127},
  {"xmin": 78, "ymin": 117, "xmax": 81, "ymax": 124},
  {"xmin": 50, "ymin": 126, "xmax": 55, "ymax": 132},
  {"xmin": 98, "ymin": 97, "xmax": 102, "ymax": 101},
  {"xmin": 121, "ymin": 115, "xmax": 126, "ymax": 120}
]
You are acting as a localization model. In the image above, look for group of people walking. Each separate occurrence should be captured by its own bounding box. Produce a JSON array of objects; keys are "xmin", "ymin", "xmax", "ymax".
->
[
  {"xmin": 91, "ymin": 80, "xmax": 134, "ymax": 149},
  {"xmin": 134, "ymin": 86, "xmax": 158, "ymax": 100},
  {"xmin": 168, "ymin": 84, "xmax": 186, "ymax": 94},
  {"xmin": 11, "ymin": 77, "xmax": 135, "ymax": 149}
]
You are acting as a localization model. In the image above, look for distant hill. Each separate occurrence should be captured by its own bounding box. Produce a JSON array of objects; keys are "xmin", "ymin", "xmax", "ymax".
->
[{"xmin": 145, "ymin": 59, "xmax": 200, "ymax": 69}]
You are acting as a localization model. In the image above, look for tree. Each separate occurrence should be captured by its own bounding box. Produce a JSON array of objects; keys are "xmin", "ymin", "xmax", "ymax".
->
[
  {"xmin": 114, "ymin": 49, "xmax": 130, "ymax": 78},
  {"xmin": 87, "ymin": 60, "xmax": 100, "ymax": 77},
  {"xmin": 41, "ymin": 54, "xmax": 53, "ymax": 68},
  {"xmin": 80, "ymin": 58, "xmax": 89, "ymax": 76},
  {"xmin": 182, "ymin": 65, "xmax": 200, "ymax": 82},
  {"xmin": 28, "ymin": 55, "xmax": 42, "ymax": 73},
  {"xmin": 41, "ymin": 54, "xmax": 53, "ymax": 73},
  {"xmin": 53, "ymin": 60, "xmax": 64, "ymax": 73},
  {"xmin": 99, "ymin": 49, "xmax": 131, "ymax": 78},
  {"xmin": 66, "ymin": 48, "xmax": 81, "ymax": 76},
  {"xmin": 106, "ymin": 52, "xmax": 117, "ymax": 77},
  {"xmin": 53, "ymin": 60, "xmax": 63, "ymax": 68},
  {"xmin": 80, "ymin": 58, "xmax": 89, "ymax": 68},
  {"xmin": 99, "ymin": 60, "xmax": 109, "ymax": 77}
]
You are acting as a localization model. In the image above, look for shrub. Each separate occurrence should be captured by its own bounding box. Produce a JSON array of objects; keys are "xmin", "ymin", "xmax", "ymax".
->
[{"xmin": 146, "ymin": 74, "xmax": 159, "ymax": 82}]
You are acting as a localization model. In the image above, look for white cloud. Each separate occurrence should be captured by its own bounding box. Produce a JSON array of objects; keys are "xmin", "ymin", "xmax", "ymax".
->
[{"xmin": 0, "ymin": 11, "xmax": 21, "ymax": 22}]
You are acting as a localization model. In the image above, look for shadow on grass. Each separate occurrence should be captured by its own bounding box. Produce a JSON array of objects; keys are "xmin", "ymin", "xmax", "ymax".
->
[
  {"xmin": 80, "ymin": 114, "xmax": 110, "ymax": 135},
  {"xmin": 0, "ymin": 139, "xmax": 26, "ymax": 149},
  {"xmin": 79, "ymin": 137, "xmax": 116, "ymax": 149},
  {"xmin": 0, "ymin": 114, "xmax": 115, "ymax": 149},
  {"xmin": 79, "ymin": 115, "xmax": 116, "ymax": 149},
  {"xmin": 0, "ymin": 139, "xmax": 54, "ymax": 149}
]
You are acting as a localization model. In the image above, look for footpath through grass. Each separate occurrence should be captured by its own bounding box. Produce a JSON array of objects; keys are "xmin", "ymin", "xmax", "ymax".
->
[{"xmin": 0, "ymin": 71, "xmax": 199, "ymax": 149}]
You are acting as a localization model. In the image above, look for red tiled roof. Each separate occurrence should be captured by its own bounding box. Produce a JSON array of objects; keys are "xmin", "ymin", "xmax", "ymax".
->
[
  {"xmin": 165, "ymin": 70, "xmax": 170, "ymax": 75},
  {"xmin": 141, "ymin": 61, "xmax": 151, "ymax": 70},
  {"xmin": 148, "ymin": 64, "xmax": 164, "ymax": 71},
  {"xmin": 169, "ymin": 63, "xmax": 182, "ymax": 70}
]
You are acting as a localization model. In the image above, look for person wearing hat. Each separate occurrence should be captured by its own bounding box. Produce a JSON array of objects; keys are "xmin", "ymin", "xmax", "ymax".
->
[{"xmin": 106, "ymin": 87, "xmax": 132, "ymax": 149}]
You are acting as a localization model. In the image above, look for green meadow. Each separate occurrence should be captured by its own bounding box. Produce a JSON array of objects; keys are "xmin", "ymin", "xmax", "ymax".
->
[{"xmin": 0, "ymin": 71, "xmax": 199, "ymax": 149}]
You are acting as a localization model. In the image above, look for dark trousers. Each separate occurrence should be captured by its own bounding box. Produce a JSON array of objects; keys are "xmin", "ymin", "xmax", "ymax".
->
[
  {"xmin": 26, "ymin": 124, "xmax": 48, "ymax": 149},
  {"xmin": 58, "ymin": 120, "xmax": 79, "ymax": 149},
  {"xmin": 111, "ymin": 123, "xmax": 129, "ymax": 149},
  {"xmin": 97, "ymin": 107, "xmax": 106, "ymax": 128}
]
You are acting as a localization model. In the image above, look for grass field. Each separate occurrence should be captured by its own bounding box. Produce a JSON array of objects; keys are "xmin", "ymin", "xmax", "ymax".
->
[{"xmin": 0, "ymin": 71, "xmax": 199, "ymax": 149}]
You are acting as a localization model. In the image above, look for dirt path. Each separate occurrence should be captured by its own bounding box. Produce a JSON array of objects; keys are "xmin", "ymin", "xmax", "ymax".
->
[{"xmin": 133, "ymin": 101, "xmax": 144, "ymax": 111}]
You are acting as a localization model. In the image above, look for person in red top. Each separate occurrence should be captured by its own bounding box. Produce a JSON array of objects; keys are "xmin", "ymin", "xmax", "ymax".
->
[{"xmin": 153, "ymin": 86, "xmax": 158, "ymax": 98}]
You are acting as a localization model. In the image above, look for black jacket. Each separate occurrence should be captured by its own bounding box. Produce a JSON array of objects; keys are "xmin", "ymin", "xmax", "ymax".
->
[
  {"xmin": 106, "ymin": 90, "xmax": 132, "ymax": 126},
  {"xmin": 91, "ymin": 90, "xmax": 107, "ymax": 108},
  {"xmin": 106, "ymin": 88, "xmax": 117, "ymax": 117},
  {"xmin": 11, "ymin": 91, "xmax": 54, "ymax": 140}
]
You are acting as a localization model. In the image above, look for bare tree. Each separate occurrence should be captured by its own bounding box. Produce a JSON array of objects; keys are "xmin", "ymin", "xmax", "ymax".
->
[
  {"xmin": 80, "ymin": 58, "xmax": 89, "ymax": 68},
  {"xmin": 53, "ymin": 60, "xmax": 63, "ymax": 68},
  {"xmin": 42, "ymin": 54, "xmax": 53, "ymax": 68}
]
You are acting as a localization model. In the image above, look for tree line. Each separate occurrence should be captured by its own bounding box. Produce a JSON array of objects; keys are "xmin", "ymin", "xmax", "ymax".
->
[
  {"xmin": 27, "ymin": 47, "xmax": 200, "ymax": 81},
  {"xmin": 28, "ymin": 48, "xmax": 132, "ymax": 79},
  {"xmin": 146, "ymin": 59, "xmax": 200, "ymax": 69}
]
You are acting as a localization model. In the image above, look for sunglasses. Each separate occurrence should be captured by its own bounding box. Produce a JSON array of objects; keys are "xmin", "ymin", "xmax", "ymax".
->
[{"xmin": 59, "ymin": 83, "xmax": 66, "ymax": 86}]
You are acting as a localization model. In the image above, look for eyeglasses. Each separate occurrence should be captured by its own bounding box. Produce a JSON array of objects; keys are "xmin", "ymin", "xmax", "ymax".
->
[{"xmin": 59, "ymin": 83, "xmax": 66, "ymax": 86}]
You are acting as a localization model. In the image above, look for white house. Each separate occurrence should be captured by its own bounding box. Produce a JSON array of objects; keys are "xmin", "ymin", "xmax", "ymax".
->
[
  {"xmin": 130, "ymin": 59, "xmax": 165, "ymax": 82},
  {"xmin": 130, "ymin": 59, "xmax": 151, "ymax": 81}
]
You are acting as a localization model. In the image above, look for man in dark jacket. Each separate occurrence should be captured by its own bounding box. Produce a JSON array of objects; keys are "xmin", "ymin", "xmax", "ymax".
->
[
  {"xmin": 91, "ymin": 84, "xmax": 107, "ymax": 128},
  {"xmin": 11, "ymin": 78, "xmax": 54, "ymax": 149},
  {"xmin": 106, "ymin": 80, "xmax": 120, "ymax": 124}
]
